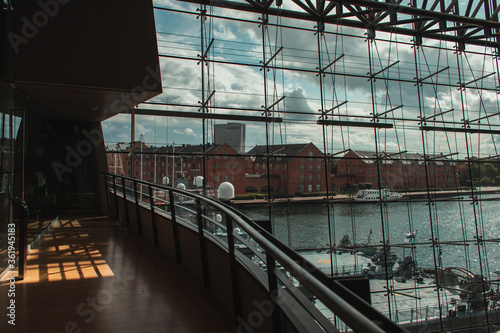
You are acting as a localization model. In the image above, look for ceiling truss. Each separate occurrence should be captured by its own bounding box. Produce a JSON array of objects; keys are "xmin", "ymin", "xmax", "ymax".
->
[{"xmin": 176, "ymin": 0, "xmax": 500, "ymax": 50}]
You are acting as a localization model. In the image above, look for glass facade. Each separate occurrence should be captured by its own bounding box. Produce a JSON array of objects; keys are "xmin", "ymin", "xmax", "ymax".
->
[
  {"xmin": 0, "ymin": 84, "xmax": 23, "ymax": 274},
  {"xmin": 101, "ymin": 1, "xmax": 500, "ymax": 330}
]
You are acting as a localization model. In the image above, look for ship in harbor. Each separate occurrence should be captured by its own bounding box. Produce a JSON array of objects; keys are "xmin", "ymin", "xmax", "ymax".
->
[{"xmin": 354, "ymin": 189, "xmax": 404, "ymax": 201}]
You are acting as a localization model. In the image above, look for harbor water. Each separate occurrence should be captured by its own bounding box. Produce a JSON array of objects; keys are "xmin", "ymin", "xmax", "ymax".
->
[
  {"xmin": 237, "ymin": 194, "xmax": 500, "ymax": 277},
  {"xmin": 236, "ymin": 193, "xmax": 500, "ymax": 327}
]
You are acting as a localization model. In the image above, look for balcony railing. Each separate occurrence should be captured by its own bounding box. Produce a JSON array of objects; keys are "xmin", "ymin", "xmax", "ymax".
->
[{"xmin": 103, "ymin": 172, "xmax": 407, "ymax": 333}]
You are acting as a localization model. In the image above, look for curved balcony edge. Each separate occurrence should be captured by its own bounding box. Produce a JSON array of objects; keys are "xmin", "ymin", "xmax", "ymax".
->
[{"xmin": 102, "ymin": 172, "xmax": 408, "ymax": 333}]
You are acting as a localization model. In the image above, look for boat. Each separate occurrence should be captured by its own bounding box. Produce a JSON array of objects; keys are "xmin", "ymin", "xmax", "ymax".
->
[{"xmin": 354, "ymin": 189, "xmax": 403, "ymax": 201}]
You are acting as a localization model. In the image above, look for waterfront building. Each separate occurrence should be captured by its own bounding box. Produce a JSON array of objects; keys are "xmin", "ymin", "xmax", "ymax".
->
[
  {"xmin": 173, "ymin": 143, "xmax": 247, "ymax": 194},
  {"xmin": 107, "ymin": 142, "xmax": 328, "ymax": 195},
  {"xmin": 333, "ymin": 149, "xmax": 460, "ymax": 191},
  {"xmin": 106, "ymin": 143, "xmax": 247, "ymax": 194},
  {"xmin": 246, "ymin": 143, "xmax": 328, "ymax": 194}
]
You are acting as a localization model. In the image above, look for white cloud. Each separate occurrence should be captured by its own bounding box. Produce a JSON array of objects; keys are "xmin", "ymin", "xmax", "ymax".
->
[
  {"xmin": 174, "ymin": 127, "xmax": 200, "ymax": 138},
  {"xmin": 102, "ymin": 2, "xmax": 500, "ymax": 159}
]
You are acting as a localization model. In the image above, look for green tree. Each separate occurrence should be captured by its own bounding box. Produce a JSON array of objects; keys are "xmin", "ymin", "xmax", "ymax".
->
[
  {"xmin": 359, "ymin": 182, "xmax": 373, "ymax": 190},
  {"xmin": 480, "ymin": 176, "xmax": 493, "ymax": 186},
  {"xmin": 482, "ymin": 163, "xmax": 497, "ymax": 179}
]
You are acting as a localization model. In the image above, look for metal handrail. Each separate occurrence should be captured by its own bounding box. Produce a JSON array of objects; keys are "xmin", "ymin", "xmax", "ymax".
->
[{"xmin": 103, "ymin": 172, "xmax": 407, "ymax": 333}]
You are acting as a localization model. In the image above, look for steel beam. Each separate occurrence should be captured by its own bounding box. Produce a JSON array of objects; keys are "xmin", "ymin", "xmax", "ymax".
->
[
  {"xmin": 170, "ymin": 0, "xmax": 500, "ymax": 48},
  {"xmin": 125, "ymin": 109, "xmax": 283, "ymax": 123}
]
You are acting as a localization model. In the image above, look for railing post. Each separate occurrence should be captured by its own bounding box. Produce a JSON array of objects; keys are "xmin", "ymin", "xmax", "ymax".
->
[
  {"xmin": 196, "ymin": 199, "xmax": 210, "ymax": 288},
  {"xmin": 168, "ymin": 189, "xmax": 182, "ymax": 264},
  {"xmin": 148, "ymin": 185, "xmax": 159, "ymax": 247},
  {"xmin": 133, "ymin": 180, "xmax": 142, "ymax": 235},
  {"xmin": 103, "ymin": 174, "xmax": 111, "ymax": 215},
  {"xmin": 226, "ymin": 216, "xmax": 242, "ymax": 323},
  {"xmin": 112, "ymin": 175, "xmax": 119, "ymax": 219},
  {"xmin": 266, "ymin": 253, "xmax": 282, "ymax": 332},
  {"xmin": 121, "ymin": 177, "xmax": 130, "ymax": 226}
]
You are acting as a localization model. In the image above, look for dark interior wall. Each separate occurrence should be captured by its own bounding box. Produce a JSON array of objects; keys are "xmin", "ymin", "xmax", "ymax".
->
[
  {"xmin": 12, "ymin": 0, "xmax": 159, "ymax": 91},
  {"xmin": 12, "ymin": 89, "xmax": 107, "ymax": 214},
  {"xmin": 90, "ymin": 121, "xmax": 108, "ymax": 215},
  {"xmin": 1, "ymin": 0, "xmax": 161, "ymax": 213},
  {"xmin": 6, "ymin": 0, "xmax": 161, "ymax": 122},
  {"xmin": 25, "ymin": 115, "xmax": 105, "ymax": 211},
  {"xmin": 0, "ymin": 9, "xmax": 12, "ymax": 80}
]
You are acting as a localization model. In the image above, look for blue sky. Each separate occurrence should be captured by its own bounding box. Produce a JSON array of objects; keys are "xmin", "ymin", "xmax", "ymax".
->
[{"xmin": 102, "ymin": 0, "xmax": 500, "ymax": 158}]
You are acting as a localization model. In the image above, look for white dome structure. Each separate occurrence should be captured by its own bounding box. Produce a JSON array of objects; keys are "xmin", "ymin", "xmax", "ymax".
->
[
  {"xmin": 176, "ymin": 183, "xmax": 186, "ymax": 190},
  {"xmin": 218, "ymin": 182, "xmax": 235, "ymax": 200},
  {"xmin": 193, "ymin": 176, "xmax": 204, "ymax": 187}
]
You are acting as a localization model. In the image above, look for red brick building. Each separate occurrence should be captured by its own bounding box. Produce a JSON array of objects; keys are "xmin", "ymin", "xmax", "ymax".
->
[
  {"xmin": 107, "ymin": 142, "xmax": 330, "ymax": 196},
  {"xmin": 245, "ymin": 143, "xmax": 329, "ymax": 194},
  {"xmin": 106, "ymin": 142, "xmax": 146, "ymax": 177},
  {"xmin": 179, "ymin": 144, "xmax": 247, "ymax": 195},
  {"xmin": 107, "ymin": 143, "xmax": 247, "ymax": 194},
  {"xmin": 332, "ymin": 149, "xmax": 459, "ymax": 191}
]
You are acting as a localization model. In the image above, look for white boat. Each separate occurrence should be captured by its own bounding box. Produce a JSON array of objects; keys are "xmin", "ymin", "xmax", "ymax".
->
[{"xmin": 354, "ymin": 189, "xmax": 403, "ymax": 201}]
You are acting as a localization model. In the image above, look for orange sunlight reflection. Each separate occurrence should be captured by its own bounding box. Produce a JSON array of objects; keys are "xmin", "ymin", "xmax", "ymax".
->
[{"xmin": 19, "ymin": 219, "xmax": 115, "ymax": 284}]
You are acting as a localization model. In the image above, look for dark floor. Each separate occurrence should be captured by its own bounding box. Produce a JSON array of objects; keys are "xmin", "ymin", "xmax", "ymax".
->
[
  {"xmin": 0, "ymin": 215, "xmax": 234, "ymax": 333},
  {"xmin": 0, "ymin": 217, "xmax": 54, "ymax": 272}
]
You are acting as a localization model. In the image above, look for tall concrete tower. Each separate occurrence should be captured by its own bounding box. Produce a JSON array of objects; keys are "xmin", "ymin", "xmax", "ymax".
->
[{"xmin": 214, "ymin": 123, "xmax": 246, "ymax": 153}]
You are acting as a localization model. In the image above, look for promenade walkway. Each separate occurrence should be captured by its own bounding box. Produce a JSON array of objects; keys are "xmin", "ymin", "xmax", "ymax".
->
[{"xmin": 0, "ymin": 215, "xmax": 234, "ymax": 333}]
